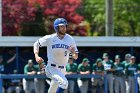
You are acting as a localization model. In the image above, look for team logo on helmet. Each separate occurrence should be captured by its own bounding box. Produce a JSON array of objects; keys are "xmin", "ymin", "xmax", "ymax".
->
[{"xmin": 54, "ymin": 18, "xmax": 68, "ymax": 32}]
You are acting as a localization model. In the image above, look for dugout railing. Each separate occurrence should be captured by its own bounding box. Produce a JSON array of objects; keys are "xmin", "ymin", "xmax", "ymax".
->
[
  {"xmin": 0, "ymin": 74, "xmax": 139, "ymax": 93},
  {"xmin": 0, "ymin": 74, "xmax": 106, "ymax": 93}
]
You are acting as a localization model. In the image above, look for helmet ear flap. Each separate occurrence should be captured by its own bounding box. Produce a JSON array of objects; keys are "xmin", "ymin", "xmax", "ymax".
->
[{"xmin": 55, "ymin": 26, "xmax": 59, "ymax": 32}]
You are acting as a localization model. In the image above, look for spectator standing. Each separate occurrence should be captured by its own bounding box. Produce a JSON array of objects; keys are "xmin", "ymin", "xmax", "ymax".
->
[
  {"xmin": 102, "ymin": 53, "xmax": 115, "ymax": 93},
  {"xmin": 113, "ymin": 55, "xmax": 125, "ymax": 93},
  {"xmin": 0, "ymin": 54, "xmax": 16, "ymax": 93},
  {"xmin": 64, "ymin": 56, "xmax": 78, "ymax": 93},
  {"xmin": 34, "ymin": 62, "xmax": 46, "ymax": 93},
  {"xmin": 7, "ymin": 69, "xmax": 22, "ymax": 93},
  {"xmin": 92, "ymin": 58, "xmax": 104, "ymax": 93},
  {"xmin": 77, "ymin": 58, "xmax": 91, "ymax": 93},
  {"xmin": 22, "ymin": 59, "xmax": 36, "ymax": 93},
  {"xmin": 125, "ymin": 56, "xmax": 137, "ymax": 93}
]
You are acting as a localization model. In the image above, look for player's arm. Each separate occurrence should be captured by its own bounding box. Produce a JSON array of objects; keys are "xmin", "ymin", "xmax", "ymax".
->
[
  {"xmin": 69, "ymin": 46, "xmax": 78, "ymax": 60},
  {"xmin": 72, "ymin": 52, "xmax": 78, "ymax": 60},
  {"xmin": 33, "ymin": 35, "xmax": 49, "ymax": 63},
  {"xmin": 33, "ymin": 40, "xmax": 44, "ymax": 64}
]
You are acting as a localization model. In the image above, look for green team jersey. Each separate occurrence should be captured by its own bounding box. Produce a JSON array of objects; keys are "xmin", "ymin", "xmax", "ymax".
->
[
  {"xmin": 114, "ymin": 62, "xmax": 125, "ymax": 76},
  {"xmin": 137, "ymin": 64, "xmax": 140, "ymax": 71},
  {"xmin": 34, "ymin": 65, "xmax": 41, "ymax": 71},
  {"xmin": 24, "ymin": 64, "xmax": 37, "ymax": 74},
  {"xmin": 78, "ymin": 63, "xmax": 91, "ymax": 81},
  {"xmin": 92, "ymin": 64, "xmax": 104, "ymax": 72},
  {"xmin": 122, "ymin": 60, "xmax": 130, "ymax": 67},
  {"xmin": 24, "ymin": 64, "xmax": 37, "ymax": 80},
  {"xmin": 66, "ymin": 63, "xmax": 77, "ymax": 80},
  {"xmin": 102, "ymin": 60, "xmax": 114, "ymax": 74},
  {"xmin": 125, "ymin": 63, "xmax": 137, "ymax": 76},
  {"xmin": 66, "ymin": 63, "xmax": 77, "ymax": 73}
]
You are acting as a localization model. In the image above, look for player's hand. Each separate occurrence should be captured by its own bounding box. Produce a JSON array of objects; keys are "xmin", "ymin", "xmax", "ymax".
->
[
  {"xmin": 39, "ymin": 63, "xmax": 46, "ymax": 69},
  {"xmin": 69, "ymin": 46, "xmax": 75, "ymax": 54},
  {"xmin": 35, "ymin": 56, "xmax": 44, "ymax": 64}
]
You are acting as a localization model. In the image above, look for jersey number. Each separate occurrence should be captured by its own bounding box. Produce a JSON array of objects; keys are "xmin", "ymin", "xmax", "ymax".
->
[{"xmin": 64, "ymin": 51, "xmax": 67, "ymax": 56}]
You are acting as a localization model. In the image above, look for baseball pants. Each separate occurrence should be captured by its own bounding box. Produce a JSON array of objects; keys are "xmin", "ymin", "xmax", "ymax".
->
[
  {"xmin": 137, "ymin": 77, "xmax": 140, "ymax": 92},
  {"xmin": 64, "ymin": 80, "xmax": 75, "ymax": 93},
  {"xmin": 22, "ymin": 78, "xmax": 35, "ymax": 93},
  {"xmin": 127, "ymin": 76, "xmax": 135, "ymax": 93},
  {"xmin": 45, "ymin": 64, "xmax": 68, "ymax": 93},
  {"xmin": 114, "ymin": 76, "xmax": 125, "ymax": 93},
  {"xmin": 34, "ymin": 78, "xmax": 45, "ymax": 93},
  {"xmin": 77, "ymin": 79, "xmax": 89, "ymax": 93},
  {"xmin": 106, "ymin": 74, "xmax": 114, "ymax": 93},
  {"xmin": 92, "ymin": 78, "xmax": 104, "ymax": 93}
]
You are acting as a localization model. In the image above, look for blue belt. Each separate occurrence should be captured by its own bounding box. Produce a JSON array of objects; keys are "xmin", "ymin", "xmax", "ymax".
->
[{"xmin": 51, "ymin": 64, "xmax": 64, "ymax": 69}]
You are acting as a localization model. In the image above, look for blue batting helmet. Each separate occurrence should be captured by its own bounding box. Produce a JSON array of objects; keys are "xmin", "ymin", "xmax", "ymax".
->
[{"xmin": 54, "ymin": 18, "xmax": 68, "ymax": 32}]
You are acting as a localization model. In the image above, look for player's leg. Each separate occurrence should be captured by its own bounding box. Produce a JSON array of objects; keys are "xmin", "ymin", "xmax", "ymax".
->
[
  {"xmin": 83, "ymin": 80, "xmax": 89, "ymax": 93},
  {"xmin": 127, "ymin": 76, "xmax": 131, "ymax": 93},
  {"xmin": 15, "ymin": 86, "xmax": 21, "ymax": 93},
  {"xmin": 45, "ymin": 66, "xmax": 68, "ymax": 93},
  {"xmin": 48, "ymin": 73, "xmax": 68, "ymax": 93},
  {"xmin": 92, "ymin": 79, "xmax": 98, "ymax": 93},
  {"xmin": 22, "ymin": 78, "xmax": 30, "ymax": 93},
  {"xmin": 77, "ymin": 79, "xmax": 89, "ymax": 93},
  {"xmin": 7, "ymin": 86, "xmax": 12, "ymax": 93},
  {"xmin": 114, "ymin": 77, "xmax": 119, "ymax": 93},
  {"xmin": 130, "ymin": 76, "xmax": 135, "ymax": 93},
  {"xmin": 2, "ymin": 87, "xmax": 5, "ymax": 93},
  {"xmin": 119, "ymin": 77, "xmax": 125, "ymax": 93},
  {"xmin": 125, "ymin": 78, "xmax": 129, "ymax": 93},
  {"xmin": 68, "ymin": 80, "xmax": 75, "ymax": 93},
  {"xmin": 54, "ymin": 71, "xmax": 68, "ymax": 93},
  {"xmin": 48, "ymin": 80, "xmax": 59, "ymax": 93},
  {"xmin": 137, "ymin": 77, "xmax": 140, "ymax": 92},
  {"xmin": 45, "ymin": 65, "xmax": 59, "ymax": 93},
  {"xmin": 98, "ymin": 78, "xmax": 104, "ymax": 93},
  {"xmin": 107, "ymin": 74, "xmax": 114, "ymax": 93}
]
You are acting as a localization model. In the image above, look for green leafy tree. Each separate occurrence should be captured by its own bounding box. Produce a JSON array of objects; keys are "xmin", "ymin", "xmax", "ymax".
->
[
  {"xmin": 79, "ymin": 0, "xmax": 105, "ymax": 36},
  {"xmin": 79, "ymin": 0, "xmax": 140, "ymax": 36},
  {"xmin": 114, "ymin": 0, "xmax": 140, "ymax": 36}
]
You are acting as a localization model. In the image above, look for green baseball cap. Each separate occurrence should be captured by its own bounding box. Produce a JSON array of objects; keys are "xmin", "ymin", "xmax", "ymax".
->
[
  {"xmin": 82, "ymin": 58, "xmax": 89, "ymax": 62},
  {"xmin": 28, "ymin": 59, "xmax": 33, "ymax": 64},
  {"xmin": 96, "ymin": 58, "xmax": 102, "ymax": 63},
  {"xmin": 125, "ymin": 53, "xmax": 131, "ymax": 58},
  {"xmin": 102, "ymin": 53, "xmax": 109, "ymax": 58},
  {"xmin": 115, "ymin": 55, "xmax": 120, "ymax": 59}
]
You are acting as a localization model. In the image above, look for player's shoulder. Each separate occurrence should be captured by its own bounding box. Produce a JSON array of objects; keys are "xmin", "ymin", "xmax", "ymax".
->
[
  {"xmin": 43, "ymin": 33, "xmax": 57, "ymax": 39},
  {"xmin": 65, "ymin": 33, "xmax": 71, "ymax": 37},
  {"xmin": 65, "ymin": 34, "xmax": 75, "ymax": 40}
]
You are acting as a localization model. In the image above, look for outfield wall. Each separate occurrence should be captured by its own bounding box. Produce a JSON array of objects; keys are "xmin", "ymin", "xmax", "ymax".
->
[{"xmin": 0, "ymin": 36, "xmax": 140, "ymax": 47}]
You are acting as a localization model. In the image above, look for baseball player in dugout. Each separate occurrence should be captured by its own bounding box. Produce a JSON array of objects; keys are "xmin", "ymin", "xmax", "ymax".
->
[
  {"xmin": 125, "ymin": 56, "xmax": 137, "ymax": 93},
  {"xmin": 113, "ymin": 55, "xmax": 125, "ymax": 93},
  {"xmin": 64, "ymin": 55, "xmax": 78, "ymax": 93},
  {"xmin": 102, "ymin": 53, "xmax": 115, "ymax": 93},
  {"xmin": 33, "ymin": 18, "xmax": 78, "ymax": 93},
  {"xmin": 92, "ymin": 58, "xmax": 104, "ymax": 93},
  {"xmin": 77, "ymin": 58, "xmax": 91, "ymax": 93}
]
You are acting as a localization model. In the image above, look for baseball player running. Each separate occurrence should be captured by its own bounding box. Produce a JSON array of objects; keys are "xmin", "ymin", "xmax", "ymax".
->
[{"xmin": 33, "ymin": 18, "xmax": 78, "ymax": 93}]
